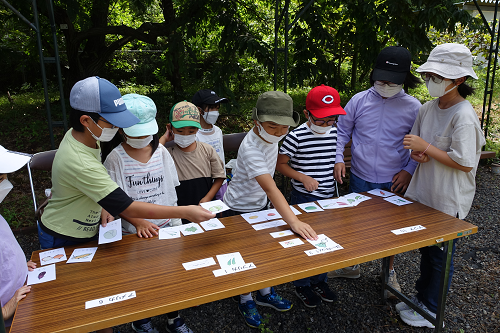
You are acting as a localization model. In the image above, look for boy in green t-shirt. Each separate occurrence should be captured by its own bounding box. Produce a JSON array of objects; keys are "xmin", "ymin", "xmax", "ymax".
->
[{"xmin": 39, "ymin": 77, "xmax": 215, "ymax": 251}]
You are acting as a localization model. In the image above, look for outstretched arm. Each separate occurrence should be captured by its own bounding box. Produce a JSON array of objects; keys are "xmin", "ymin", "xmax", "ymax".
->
[{"xmin": 255, "ymin": 173, "xmax": 317, "ymax": 240}]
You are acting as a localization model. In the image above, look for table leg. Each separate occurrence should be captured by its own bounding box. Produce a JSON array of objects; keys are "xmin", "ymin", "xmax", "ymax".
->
[
  {"xmin": 434, "ymin": 239, "xmax": 453, "ymax": 333},
  {"xmin": 380, "ymin": 256, "xmax": 390, "ymax": 304}
]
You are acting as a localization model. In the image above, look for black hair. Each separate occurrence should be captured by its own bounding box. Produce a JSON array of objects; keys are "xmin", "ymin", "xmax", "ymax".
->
[
  {"xmin": 100, "ymin": 132, "xmax": 160, "ymax": 163},
  {"xmin": 369, "ymin": 70, "xmax": 422, "ymax": 92},
  {"xmin": 453, "ymin": 77, "xmax": 475, "ymax": 98},
  {"xmin": 198, "ymin": 103, "xmax": 220, "ymax": 114},
  {"xmin": 69, "ymin": 108, "xmax": 101, "ymax": 132}
]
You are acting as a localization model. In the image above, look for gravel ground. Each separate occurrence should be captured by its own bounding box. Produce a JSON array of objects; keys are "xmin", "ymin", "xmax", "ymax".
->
[{"xmin": 15, "ymin": 164, "xmax": 500, "ymax": 333}]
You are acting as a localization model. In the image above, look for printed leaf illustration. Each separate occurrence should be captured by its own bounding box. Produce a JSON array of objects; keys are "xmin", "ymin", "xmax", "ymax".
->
[
  {"xmin": 227, "ymin": 257, "xmax": 236, "ymax": 265},
  {"xmin": 305, "ymin": 206, "xmax": 316, "ymax": 210},
  {"xmin": 208, "ymin": 223, "xmax": 217, "ymax": 227},
  {"xmin": 73, "ymin": 253, "xmax": 91, "ymax": 260},
  {"xmin": 347, "ymin": 199, "xmax": 355, "ymax": 204},
  {"xmin": 249, "ymin": 215, "xmax": 258, "ymax": 219},
  {"xmin": 103, "ymin": 229, "xmax": 117, "ymax": 239},
  {"xmin": 316, "ymin": 241, "xmax": 327, "ymax": 248},
  {"xmin": 53, "ymin": 254, "xmax": 64, "ymax": 259},
  {"xmin": 42, "ymin": 256, "xmax": 53, "ymax": 262},
  {"xmin": 209, "ymin": 205, "xmax": 223, "ymax": 212},
  {"xmin": 38, "ymin": 271, "xmax": 46, "ymax": 279},
  {"xmin": 185, "ymin": 226, "xmax": 197, "ymax": 232}
]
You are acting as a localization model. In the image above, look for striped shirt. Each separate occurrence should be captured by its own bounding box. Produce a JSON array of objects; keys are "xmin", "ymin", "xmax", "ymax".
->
[
  {"xmin": 279, "ymin": 123, "xmax": 337, "ymax": 198},
  {"xmin": 223, "ymin": 129, "xmax": 277, "ymax": 212}
]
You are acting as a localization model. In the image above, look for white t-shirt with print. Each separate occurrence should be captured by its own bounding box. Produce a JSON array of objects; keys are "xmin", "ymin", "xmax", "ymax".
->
[{"xmin": 104, "ymin": 143, "xmax": 181, "ymax": 234}]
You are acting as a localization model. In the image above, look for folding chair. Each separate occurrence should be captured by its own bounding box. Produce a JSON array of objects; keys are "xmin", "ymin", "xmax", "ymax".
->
[{"xmin": 27, "ymin": 150, "xmax": 57, "ymax": 224}]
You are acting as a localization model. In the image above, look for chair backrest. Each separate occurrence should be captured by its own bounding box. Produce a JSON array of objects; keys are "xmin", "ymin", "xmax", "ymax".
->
[{"xmin": 27, "ymin": 150, "xmax": 57, "ymax": 217}]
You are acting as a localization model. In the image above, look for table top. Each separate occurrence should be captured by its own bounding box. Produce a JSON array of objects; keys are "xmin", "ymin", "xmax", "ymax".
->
[{"xmin": 11, "ymin": 194, "xmax": 477, "ymax": 333}]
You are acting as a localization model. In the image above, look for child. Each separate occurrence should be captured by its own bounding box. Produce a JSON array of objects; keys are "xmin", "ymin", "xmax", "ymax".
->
[
  {"xmin": 103, "ymin": 94, "xmax": 190, "ymax": 333},
  {"xmin": 276, "ymin": 85, "xmax": 345, "ymax": 307},
  {"xmin": 161, "ymin": 101, "xmax": 225, "ymax": 223},
  {"xmin": 38, "ymin": 77, "xmax": 214, "ymax": 250},
  {"xmin": 0, "ymin": 147, "xmax": 37, "ymax": 331},
  {"xmin": 332, "ymin": 47, "xmax": 422, "ymax": 296},
  {"xmin": 223, "ymin": 90, "xmax": 318, "ymax": 328},
  {"xmin": 192, "ymin": 89, "xmax": 229, "ymax": 200},
  {"xmin": 399, "ymin": 43, "xmax": 485, "ymax": 328}
]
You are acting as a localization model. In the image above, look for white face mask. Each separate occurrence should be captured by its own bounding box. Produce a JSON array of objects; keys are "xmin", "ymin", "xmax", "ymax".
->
[
  {"xmin": 202, "ymin": 110, "xmax": 219, "ymax": 125},
  {"xmin": 426, "ymin": 79, "xmax": 458, "ymax": 98},
  {"xmin": 373, "ymin": 82, "xmax": 403, "ymax": 98},
  {"xmin": 257, "ymin": 122, "xmax": 288, "ymax": 144},
  {"xmin": 88, "ymin": 118, "xmax": 119, "ymax": 142},
  {"xmin": 0, "ymin": 179, "xmax": 13, "ymax": 204},
  {"xmin": 126, "ymin": 135, "xmax": 153, "ymax": 149},
  {"xmin": 308, "ymin": 119, "xmax": 332, "ymax": 136},
  {"xmin": 174, "ymin": 133, "xmax": 196, "ymax": 148}
]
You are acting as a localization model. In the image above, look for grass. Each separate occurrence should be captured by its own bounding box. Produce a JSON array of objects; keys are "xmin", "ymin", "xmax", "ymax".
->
[{"xmin": 1, "ymin": 74, "xmax": 499, "ymax": 229}]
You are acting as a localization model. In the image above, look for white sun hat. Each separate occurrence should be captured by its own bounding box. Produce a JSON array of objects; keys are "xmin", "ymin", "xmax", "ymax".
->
[
  {"xmin": 0, "ymin": 145, "xmax": 32, "ymax": 173},
  {"xmin": 416, "ymin": 43, "xmax": 477, "ymax": 79}
]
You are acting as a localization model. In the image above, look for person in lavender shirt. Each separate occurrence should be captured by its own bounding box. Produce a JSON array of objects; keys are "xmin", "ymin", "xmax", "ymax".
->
[
  {"xmin": 0, "ymin": 146, "xmax": 36, "ymax": 330},
  {"xmin": 330, "ymin": 46, "xmax": 422, "ymax": 297}
]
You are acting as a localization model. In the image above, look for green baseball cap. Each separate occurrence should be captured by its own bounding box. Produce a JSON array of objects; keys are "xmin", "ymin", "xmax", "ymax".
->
[
  {"xmin": 252, "ymin": 91, "xmax": 299, "ymax": 127},
  {"xmin": 169, "ymin": 101, "xmax": 201, "ymax": 129}
]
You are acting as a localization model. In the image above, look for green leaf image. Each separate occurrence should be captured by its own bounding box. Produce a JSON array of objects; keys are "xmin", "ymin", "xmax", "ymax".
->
[
  {"xmin": 232, "ymin": 258, "xmax": 236, "ymax": 265},
  {"xmin": 347, "ymin": 199, "xmax": 355, "ymax": 204},
  {"xmin": 185, "ymin": 226, "xmax": 197, "ymax": 232}
]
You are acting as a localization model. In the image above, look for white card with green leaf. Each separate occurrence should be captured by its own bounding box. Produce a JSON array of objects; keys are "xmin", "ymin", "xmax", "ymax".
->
[
  {"xmin": 180, "ymin": 223, "xmax": 205, "ymax": 236},
  {"xmin": 216, "ymin": 252, "xmax": 245, "ymax": 270}
]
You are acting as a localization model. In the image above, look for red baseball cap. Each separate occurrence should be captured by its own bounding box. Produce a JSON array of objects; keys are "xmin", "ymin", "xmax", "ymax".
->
[{"xmin": 306, "ymin": 84, "xmax": 346, "ymax": 118}]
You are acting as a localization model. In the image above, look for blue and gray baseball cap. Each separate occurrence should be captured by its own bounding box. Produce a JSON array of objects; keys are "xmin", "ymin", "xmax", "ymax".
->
[{"xmin": 69, "ymin": 76, "xmax": 139, "ymax": 128}]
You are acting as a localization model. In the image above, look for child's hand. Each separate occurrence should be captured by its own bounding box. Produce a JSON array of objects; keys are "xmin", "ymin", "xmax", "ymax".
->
[
  {"xmin": 185, "ymin": 206, "xmax": 215, "ymax": 223},
  {"xmin": 134, "ymin": 219, "xmax": 160, "ymax": 238},
  {"xmin": 160, "ymin": 124, "xmax": 174, "ymax": 143},
  {"xmin": 403, "ymin": 134, "xmax": 428, "ymax": 152},
  {"xmin": 199, "ymin": 196, "xmax": 211, "ymax": 204},
  {"xmin": 301, "ymin": 175, "xmax": 319, "ymax": 192},
  {"xmin": 391, "ymin": 170, "xmax": 412, "ymax": 193},
  {"xmin": 289, "ymin": 220, "xmax": 318, "ymax": 240},
  {"xmin": 27, "ymin": 260, "xmax": 37, "ymax": 271},
  {"xmin": 334, "ymin": 163, "xmax": 345, "ymax": 184},
  {"xmin": 100, "ymin": 209, "xmax": 114, "ymax": 227},
  {"xmin": 411, "ymin": 151, "xmax": 430, "ymax": 163},
  {"xmin": 13, "ymin": 285, "xmax": 31, "ymax": 303}
]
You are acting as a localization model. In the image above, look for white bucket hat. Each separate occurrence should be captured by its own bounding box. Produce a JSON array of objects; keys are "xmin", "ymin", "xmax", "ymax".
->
[
  {"xmin": 0, "ymin": 145, "xmax": 31, "ymax": 173},
  {"xmin": 416, "ymin": 43, "xmax": 477, "ymax": 79}
]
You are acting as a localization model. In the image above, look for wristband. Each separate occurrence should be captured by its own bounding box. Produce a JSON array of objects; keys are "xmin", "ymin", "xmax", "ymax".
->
[{"xmin": 419, "ymin": 143, "xmax": 431, "ymax": 157}]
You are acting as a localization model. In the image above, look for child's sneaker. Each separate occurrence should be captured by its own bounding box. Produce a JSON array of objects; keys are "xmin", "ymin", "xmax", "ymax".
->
[
  {"xmin": 395, "ymin": 295, "xmax": 419, "ymax": 314},
  {"xmin": 294, "ymin": 286, "xmax": 322, "ymax": 308},
  {"xmin": 238, "ymin": 300, "xmax": 262, "ymax": 328},
  {"xmin": 311, "ymin": 281, "xmax": 337, "ymax": 303},
  {"xmin": 327, "ymin": 265, "xmax": 360, "ymax": 279},
  {"xmin": 132, "ymin": 320, "xmax": 159, "ymax": 333},
  {"xmin": 255, "ymin": 287, "xmax": 292, "ymax": 311},
  {"xmin": 166, "ymin": 317, "xmax": 193, "ymax": 333},
  {"xmin": 399, "ymin": 302, "xmax": 444, "ymax": 328}
]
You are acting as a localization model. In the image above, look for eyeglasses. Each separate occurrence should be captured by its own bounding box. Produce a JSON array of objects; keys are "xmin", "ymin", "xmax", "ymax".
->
[
  {"xmin": 374, "ymin": 81, "xmax": 400, "ymax": 88},
  {"xmin": 420, "ymin": 73, "xmax": 444, "ymax": 84},
  {"xmin": 307, "ymin": 112, "xmax": 338, "ymax": 126},
  {"xmin": 98, "ymin": 117, "xmax": 117, "ymax": 129}
]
